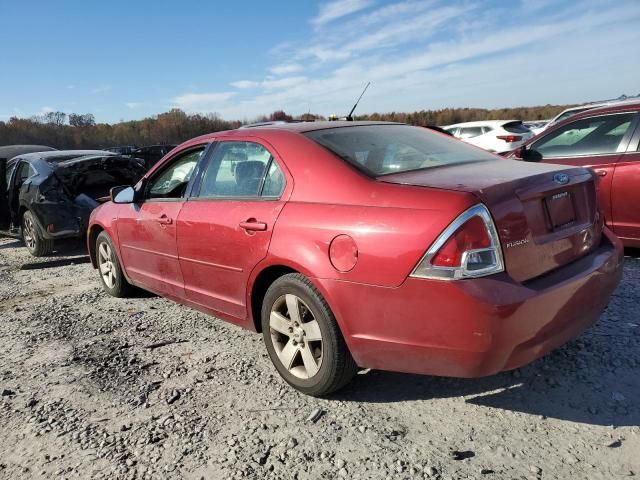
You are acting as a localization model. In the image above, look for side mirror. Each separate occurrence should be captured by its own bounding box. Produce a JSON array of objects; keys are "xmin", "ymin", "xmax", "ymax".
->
[
  {"xmin": 110, "ymin": 186, "xmax": 135, "ymax": 204},
  {"xmin": 521, "ymin": 146, "xmax": 543, "ymax": 162}
]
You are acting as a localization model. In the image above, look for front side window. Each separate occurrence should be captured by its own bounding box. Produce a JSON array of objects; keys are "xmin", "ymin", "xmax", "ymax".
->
[
  {"xmin": 197, "ymin": 141, "xmax": 281, "ymax": 198},
  {"xmin": 305, "ymin": 124, "xmax": 497, "ymax": 176},
  {"xmin": 531, "ymin": 113, "xmax": 635, "ymax": 157},
  {"xmin": 147, "ymin": 147, "xmax": 204, "ymax": 199}
]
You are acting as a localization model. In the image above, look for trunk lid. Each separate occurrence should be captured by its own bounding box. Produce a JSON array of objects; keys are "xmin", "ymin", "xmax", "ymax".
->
[{"xmin": 380, "ymin": 159, "xmax": 602, "ymax": 283}]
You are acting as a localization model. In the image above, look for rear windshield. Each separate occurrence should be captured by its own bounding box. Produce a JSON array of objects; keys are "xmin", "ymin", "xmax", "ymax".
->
[
  {"xmin": 304, "ymin": 124, "xmax": 496, "ymax": 176},
  {"xmin": 502, "ymin": 121, "xmax": 531, "ymax": 134}
]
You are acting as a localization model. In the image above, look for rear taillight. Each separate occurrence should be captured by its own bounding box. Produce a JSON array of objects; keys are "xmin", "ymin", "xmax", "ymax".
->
[
  {"xmin": 411, "ymin": 204, "xmax": 504, "ymax": 280},
  {"xmin": 496, "ymin": 135, "xmax": 522, "ymax": 142}
]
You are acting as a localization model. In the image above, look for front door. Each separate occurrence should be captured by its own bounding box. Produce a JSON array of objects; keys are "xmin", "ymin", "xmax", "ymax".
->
[
  {"xmin": 116, "ymin": 146, "xmax": 206, "ymax": 299},
  {"xmin": 176, "ymin": 140, "xmax": 289, "ymax": 321}
]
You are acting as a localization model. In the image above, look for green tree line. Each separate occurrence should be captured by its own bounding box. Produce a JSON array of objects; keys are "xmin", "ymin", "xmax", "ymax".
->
[{"xmin": 0, "ymin": 104, "xmax": 574, "ymax": 149}]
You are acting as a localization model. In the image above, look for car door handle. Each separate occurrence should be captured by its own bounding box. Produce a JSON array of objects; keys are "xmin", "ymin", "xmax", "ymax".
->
[
  {"xmin": 157, "ymin": 215, "xmax": 173, "ymax": 225},
  {"xmin": 239, "ymin": 220, "xmax": 267, "ymax": 231},
  {"xmin": 595, "ymin": 170, "xmax": 607, "ymax": 177}
]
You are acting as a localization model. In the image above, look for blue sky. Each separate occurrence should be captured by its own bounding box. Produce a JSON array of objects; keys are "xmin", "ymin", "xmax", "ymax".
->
[{"xmin": 1, "ymin": 0, "xmax": 639, "ymax": 123}]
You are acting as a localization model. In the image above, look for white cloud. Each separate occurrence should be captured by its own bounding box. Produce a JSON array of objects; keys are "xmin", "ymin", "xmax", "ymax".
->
[
  {"xmin": 231, "ymin": 80, "xmax": 260, "ymax": 89},
  {"xmin": 66, "ymin": 84, "xmax": 76, "ymax": 90},
  {"xmin": 125, "ymin": 102, "xmax": 144, "ymax": 109},
  {"xmin": 312, "ymin": 0, "xmax": 373, "ymax": 27},
  {"xmin": 170, "ymin": 92, "xmax": 236, "ymax": 111},
  {"xmin": 167, "ymin": 0, "xmax": 640, "ymax": 120},
  {"xmin": 229, "ymin": 76, "xmax": 308, "ymax": 91},
  {"xmin": 269, "ymin": 63, "xmax": 303, "ymax": 75}
]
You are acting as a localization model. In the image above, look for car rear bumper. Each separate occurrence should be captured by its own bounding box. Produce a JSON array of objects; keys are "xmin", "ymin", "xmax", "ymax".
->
[{"xmin": 317, "ymin": 228, "xmax": 623, "ymax": 377}]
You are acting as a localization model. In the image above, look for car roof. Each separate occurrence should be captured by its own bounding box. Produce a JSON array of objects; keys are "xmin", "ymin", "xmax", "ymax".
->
[
  {"xmin": 557, "ymin": 97, "xmax": 640, "ymax": 116},
  {"xmin": 0, "ymin": 145, "xmax": 56, "ymax": 160},
  {"xmin": 15, "ymin": 150, "xmax": 115, "ymax": 162},
  {"xmin": 561, "ymin": 99, "xmax": 640, "ymax": 121},
  {"xmin": 236, "ymin": 120, "xmax": 400, "ymax": 133},
  {"xmin": 179, "ymin": 121, "xmax": 404, "ymax": 146},
  {"xmin": 443, "ymin": 120, "xmax": 520, "ymax": 128}
]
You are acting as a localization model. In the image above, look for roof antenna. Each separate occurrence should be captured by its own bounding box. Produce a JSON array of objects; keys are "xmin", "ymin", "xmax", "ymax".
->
[{"xmin": 346, "ymin": 82, "xmax": 370, "ymax": 121}]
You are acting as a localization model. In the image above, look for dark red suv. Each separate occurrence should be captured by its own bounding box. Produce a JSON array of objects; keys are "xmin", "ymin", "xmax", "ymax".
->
[{"xmin": 508, "ymin": 100, "xmax": 640, "ymax": 247}]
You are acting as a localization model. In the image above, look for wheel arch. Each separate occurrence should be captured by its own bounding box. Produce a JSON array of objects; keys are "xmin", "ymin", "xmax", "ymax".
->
[
  {"xmin": 87, "ymin": 224, "xmax": 105, "ymax": 268},
  {"xmin": 249, "ymin": 264, "xmax": 298, "ymax": 333}
]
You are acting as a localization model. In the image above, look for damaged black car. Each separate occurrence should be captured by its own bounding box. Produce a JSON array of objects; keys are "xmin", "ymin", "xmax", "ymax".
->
[{"xmin": 1, "ymin": 150, "xmax": 146, "ymax": 256}]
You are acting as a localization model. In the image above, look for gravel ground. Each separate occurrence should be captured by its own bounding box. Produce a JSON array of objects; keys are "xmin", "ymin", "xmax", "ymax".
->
[{"xmin": 0, "ymin": 236, "xmax": 638, "ymax": 480}]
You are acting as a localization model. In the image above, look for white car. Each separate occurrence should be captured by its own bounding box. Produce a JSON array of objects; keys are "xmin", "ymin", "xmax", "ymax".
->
[{"xmin": 443, "ymin": 120, "xmax": 534, "ymax": 153}]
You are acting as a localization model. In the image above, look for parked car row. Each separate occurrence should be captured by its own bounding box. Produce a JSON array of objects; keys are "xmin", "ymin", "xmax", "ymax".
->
[
  {"xmin": 1, "ymin": 99, "xmax": 636, "ymax": 396},
  {"xmin": 443, "ymin": 120, "xmax": 534, "ymax": 153},
  {"xmin": 106, "ymin": 144, "xmax": 177, "ymax": 169}
]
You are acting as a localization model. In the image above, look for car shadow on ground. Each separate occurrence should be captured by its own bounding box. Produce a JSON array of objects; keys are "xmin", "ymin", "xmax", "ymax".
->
[
  {"xmin": 0, "ymin": 236, "xmax": 88, "ymax": 263},
  {"xmin": 335, "ymin": 352, "xmax": 638, "ymax": 427}
]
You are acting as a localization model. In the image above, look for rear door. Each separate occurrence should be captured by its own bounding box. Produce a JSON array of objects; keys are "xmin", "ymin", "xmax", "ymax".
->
[
  {"xmin": 610, "ymin": 115, "xmax": 640, "ymax": 244},
  {"xmin": 176, "ymin": 139, "xmax": 289, "ymax": 321},
  {"xmin": 116, "ymin": 145, "xmax": 206, "ymax": 299},
  {"xmin": 8, "ymin": 161, "xmax": 36, "ymax": 225},
  {"xmin": 528, "ymin": 111, "xmax": 638, "ymax": 225}
]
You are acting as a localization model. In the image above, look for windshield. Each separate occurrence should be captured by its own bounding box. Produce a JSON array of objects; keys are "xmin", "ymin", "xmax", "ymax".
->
[
  {"xmin": 553, "ymin": 107, "xmax": 591, "ymax": 124},
  {"xmin": 304, "ymin": 124, "xmax": 497, "ymax": 176}
]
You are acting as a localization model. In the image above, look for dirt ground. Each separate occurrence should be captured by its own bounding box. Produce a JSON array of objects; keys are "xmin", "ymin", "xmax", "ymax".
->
[{"xmin": 0, "ymin": 236, "xmax": 638, "ymax": 480}]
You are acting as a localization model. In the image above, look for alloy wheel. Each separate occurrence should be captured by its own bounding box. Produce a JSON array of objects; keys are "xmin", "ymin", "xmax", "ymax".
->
[
  {"xmin": 98, "ymin": 242, "xmax": 116, "ymax": 289},
  {"xmin": 269, "ymin": 294, "xmax": 323, "ymax": 379},
  {"xmin": 23, "ymin": 215, "xmax": 36, "ymax": 250}
]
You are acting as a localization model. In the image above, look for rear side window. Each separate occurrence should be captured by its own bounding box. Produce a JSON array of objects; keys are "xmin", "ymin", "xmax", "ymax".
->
[
  {"xmin": 305, "ymin": 125, "xmax": 497, "ymax": 176},
  {"xmin": 458, "ymin": 127, "xmax": 483, "ymax": 138},
  {"xmin": 531, "ymin": 113, "xmax": 635, "ymax": 157}
]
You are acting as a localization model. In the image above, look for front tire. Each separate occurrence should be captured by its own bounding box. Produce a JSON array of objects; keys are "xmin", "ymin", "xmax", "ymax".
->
[
  {"xmin": 261, "ymin": 273, "xmax": 357, "ymax": 396},
  {"xmin": 96, "ymin": 231, "xmax": 134, "ymax": 297},
  {"xmin": 22, "ymin": 210, "xmax": 53, "ymax": 257}
]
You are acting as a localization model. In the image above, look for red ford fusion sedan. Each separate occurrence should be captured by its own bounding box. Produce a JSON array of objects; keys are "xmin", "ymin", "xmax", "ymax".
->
[{"xmin": 87, "ymin": 122, "xmax": 623, "ymax": 396}]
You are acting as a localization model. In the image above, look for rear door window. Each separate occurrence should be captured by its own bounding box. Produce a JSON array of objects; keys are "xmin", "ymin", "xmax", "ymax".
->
[
  {"xmin": 197, "ymin": 141, "xmax": 280, "ymax": 198},
  {"xmin": 531, "ymin": 113, "xmax": 636, "ymax": 157}
]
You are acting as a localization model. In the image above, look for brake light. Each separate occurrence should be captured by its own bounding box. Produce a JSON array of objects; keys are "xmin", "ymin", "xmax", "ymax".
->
[
  {"xmin": 496, "ymin": 135, "xmax": 522, "ymax": 142},
  {"xmin": 411, "ymin": 204, "xmax": 504, "ymax": 280},
  {"xmin": 431, "ymin": 216, "xmax": 491, "ymax": 267}
]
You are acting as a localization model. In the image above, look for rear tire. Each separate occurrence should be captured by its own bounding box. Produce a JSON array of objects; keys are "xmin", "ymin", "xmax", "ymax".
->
[
  {"xmin": 96, "ymin": 231, "xmax": 134, "ymax": 298},
  {"xmin": 21, "ymin": 210, "xmax": 53, "ymax": 257},
  {"xmin": 261, "ymin": 273, "xmax": 357, "ymax": 396}
]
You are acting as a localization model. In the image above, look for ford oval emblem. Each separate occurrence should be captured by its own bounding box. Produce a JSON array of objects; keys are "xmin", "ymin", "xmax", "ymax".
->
[{"xmin": 553, "ymin": 173, "xmax": 570, "ymax": 185}]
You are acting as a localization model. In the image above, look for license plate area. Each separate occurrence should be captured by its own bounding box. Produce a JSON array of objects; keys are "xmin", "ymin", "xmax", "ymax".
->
[{"xmin": 545, "ymin": 191, "xmax": 575, "ymax": 230}]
